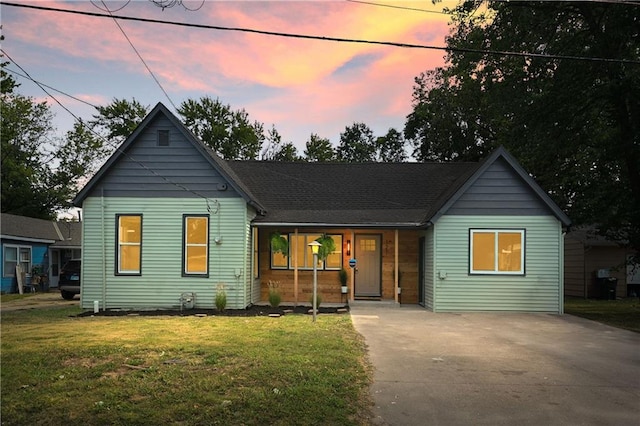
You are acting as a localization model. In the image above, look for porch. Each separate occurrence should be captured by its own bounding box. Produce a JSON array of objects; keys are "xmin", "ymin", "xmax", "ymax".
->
[{"xmin": 255, "ymin": 227, "xmax": 421, "ymax": 305}]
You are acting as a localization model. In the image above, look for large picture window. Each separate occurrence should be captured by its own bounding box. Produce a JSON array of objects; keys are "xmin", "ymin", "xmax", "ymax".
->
[
  {"xmin": 183, "ymin": 215, "xmax": 209, "ymax": 276},
  {"xmin": 470, "ymin": 229, "xmax": 524, "ymax": 275},
  {"xmin": 270, "ymin": 233, "xmax": 342, "ymax": 270},
  {"xmin": 116, "ymin": 215, "xmax": 142, "ymax": 275}
]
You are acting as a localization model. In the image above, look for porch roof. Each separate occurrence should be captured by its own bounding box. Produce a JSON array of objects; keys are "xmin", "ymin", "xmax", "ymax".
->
[{"xmin": 227, "ymin": 161, "xmax": 479, "ymax": 227}]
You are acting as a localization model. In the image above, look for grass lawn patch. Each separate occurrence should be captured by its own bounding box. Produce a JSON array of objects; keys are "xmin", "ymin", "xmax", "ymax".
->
[
  {"xmin": 0, "ymin": 293, "xmax": 35, "ymax": 303},
  {"xmin": 1, "ymin": 307, "xmax": 373, "ymax": 425},
  {"xmin": 565, "ymin": 297, "xmax": 640, "ymax": 333}
]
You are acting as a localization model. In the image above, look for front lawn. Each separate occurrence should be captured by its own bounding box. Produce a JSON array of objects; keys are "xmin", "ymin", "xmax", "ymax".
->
[
  {"xmin": 1, "ymin": 307, "xmax": 373, "ymax": 425},
  {"xmin": 565, "ymin": 297, "xmax": 640, "ymax": 333}
]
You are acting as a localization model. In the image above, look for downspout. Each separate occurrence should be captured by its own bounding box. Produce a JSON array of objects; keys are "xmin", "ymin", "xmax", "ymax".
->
[
  {"xmin": 101, "ymin": 188, "xmax": 107, "ymax": 311},
  {"xmin": 560, "ymin": 226, "xmax": 566, "ymax": 314},
  {"xmin": 394, "ymin": 229, "xmax": 399, "ymax": 304}
]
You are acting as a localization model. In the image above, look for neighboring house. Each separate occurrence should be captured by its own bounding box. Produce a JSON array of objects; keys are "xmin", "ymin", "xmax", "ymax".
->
[
  {"xmin": 1, "ymin": 213, "xmax": 82, "ymax": 293},
  {"xmin": 73, "ymin": 103, "xmax": 571, "ymax": 313},
  {"xmin": 564, "ymin": 228, "xmax": 639, "ymax": 299}
]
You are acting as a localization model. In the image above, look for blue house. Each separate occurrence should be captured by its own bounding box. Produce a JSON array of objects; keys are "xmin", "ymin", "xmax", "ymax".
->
[{"xmin": 1, "ymin": 213, "xmax": 81, "ymax": 293}]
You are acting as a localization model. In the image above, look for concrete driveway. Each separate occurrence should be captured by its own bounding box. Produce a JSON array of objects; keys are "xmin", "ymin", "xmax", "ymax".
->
[{"xmin": 350, "ymin": 304, "xmax": 640, "ymax": 426}]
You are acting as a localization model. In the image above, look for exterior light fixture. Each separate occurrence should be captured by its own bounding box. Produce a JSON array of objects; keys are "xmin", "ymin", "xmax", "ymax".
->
[
  {"xmin": 308, "ymin": 240, "xmax": 321, "ymax": 322},
  {"xmin": 346, "ymin": 240, "xmax": 351, "ymax": 256}
]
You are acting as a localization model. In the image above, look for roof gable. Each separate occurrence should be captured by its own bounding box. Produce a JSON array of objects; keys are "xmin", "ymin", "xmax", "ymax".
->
[
  {"xmin": 73, "ymin": 103, "xmax": 264, "ymax": 212},
  {"xmin": 428, "ymin": 146, "xmax": 571, "ymax": 226}
]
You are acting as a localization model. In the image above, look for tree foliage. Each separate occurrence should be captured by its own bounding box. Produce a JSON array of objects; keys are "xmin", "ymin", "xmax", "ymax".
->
[
  {"xmin": 0, "ymin": 64, "xmax": 104, "ymax": 219},
  {"xmin": 405, "ymin": 1, "xmax": 640, "ymax": 252},
  {"xmin": 336, "ymin": 122, "xmax": 377, "ymax": 162},
  {"xmin": 304, "ymin": 133, "xmax": 335, "ymax": 162},
  {"xmin": 178, "ymin": 96, "xmax": 264, "ymax": 160},
  {"xmin": 376, "ymin": 128, "xmax": 407, "ymax": 162},
  {"xmin": 90, "ymin": 98, "xmax": 149, "ymax": 143}
]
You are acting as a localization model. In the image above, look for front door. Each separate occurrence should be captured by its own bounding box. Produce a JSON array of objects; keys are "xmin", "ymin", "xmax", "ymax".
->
[{"xmin": 355, "ymin": 235, "xmax": 381, "ymax": 297}]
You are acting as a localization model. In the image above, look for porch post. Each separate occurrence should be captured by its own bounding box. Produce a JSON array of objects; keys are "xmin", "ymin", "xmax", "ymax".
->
[
  {"xmin": 350, "ymin": 230, "xmax": 355, "ymax": 302},
  {"xmin": 294, "ymin": 228, "xmax": 299, "ymax": 306},
  {"xmin": 394, "ymin": 229, "xmax": 399, "ymax": 304}
]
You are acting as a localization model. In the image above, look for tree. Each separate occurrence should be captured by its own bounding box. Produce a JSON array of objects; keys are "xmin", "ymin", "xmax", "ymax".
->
[
  {"xmin": 304, "ymin": 133, "xmax": 335, "ymax": 162},
  {"xmin": 178, "ymin": 96, "xmax": 264, "ymax": 160},
  {"xmin": 261, "ymin": 126, "xmax": 300, "ymax": 161},
  {"xmin": 405, "ymin": 1, "xmax": 640, "ymax": 253},
  {"xmin": 376, "ymin": 128, "xmax": 407, "ymax": 162},
  {"xmin": 1, "ymin": 63, "xmax": 103, "ymax": 219},
  {"xmin": 335, "ymin": 122, "xmax": 377, "ymax": 162},
  {"xmin": 90, "ymin": 98, "xmax": 149, "ymax": 143}
]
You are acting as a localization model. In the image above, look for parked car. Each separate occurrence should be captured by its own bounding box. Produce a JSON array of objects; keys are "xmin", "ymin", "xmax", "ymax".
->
[{"xmin": 59, "ymin": 259, "xmax": 81, "ymax": 300}]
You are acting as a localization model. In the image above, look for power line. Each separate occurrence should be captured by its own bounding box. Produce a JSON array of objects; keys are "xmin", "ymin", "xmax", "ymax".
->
[
  {"xmin": 97, "ymin": 0, "xmax": 178, "ymax": 111},
  {"xmin": 3, "ymin": 68, "xmax": 99, "ymax": 109},
  {"xmin": 2, "ymin": 48, "xmax": 214, "ymax": 203},
  {"xmin": 2, "ymin": 1, "xmax": 638, "ymax": 65},
  {"xmin": 345, "ymin": 0, "xmax": 450, "ymax": 14}
]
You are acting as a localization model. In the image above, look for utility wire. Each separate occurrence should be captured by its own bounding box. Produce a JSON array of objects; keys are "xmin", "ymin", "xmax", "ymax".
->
[
  {"xmin": 3, "ymin": 68, "xmax": 99, "ymax": 109},
  {"xmin": 98, "ymin": 0, "xmax": 178, "ymax": 111},
  {"xmin": 2, "ymin": 1, "xmax": 638, "ymax": 65},
  {"xmin": 345, "ymin": 0, "xmax": 450, "ymax": 14},
  {"xmin": 2, "ymin": 48, "xmax": 213, "ymax": 203}
]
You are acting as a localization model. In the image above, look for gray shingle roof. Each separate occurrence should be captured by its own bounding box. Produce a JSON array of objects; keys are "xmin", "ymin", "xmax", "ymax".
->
[
  {"xmin": 0, "ymin": 213, "xmax": 81, "ymax": 245},
  {"xmin": 227, "ymin": 161, "xmax": 480, "ymax": 227}
]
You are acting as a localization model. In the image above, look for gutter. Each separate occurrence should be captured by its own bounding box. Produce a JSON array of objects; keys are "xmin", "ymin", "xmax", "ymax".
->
[{"xmin": 252, "ymin": 221, "xmax": 427, "ymax": 229}]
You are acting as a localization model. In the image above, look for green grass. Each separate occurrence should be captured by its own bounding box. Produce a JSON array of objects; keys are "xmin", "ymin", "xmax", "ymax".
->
[
  {"xmin": 1, "ymin": 307, "xmax": 373, "ymax": 425},
  {"xmin": 0, "ymin": 293, "xmax": 35, "ymax": 302},
  {"xmin": 565, "ymin": 297, "xmax": 640, "ymax": 333}
]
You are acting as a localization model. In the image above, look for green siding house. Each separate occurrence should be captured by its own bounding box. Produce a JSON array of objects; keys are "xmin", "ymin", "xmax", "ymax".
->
[{"xmin": 74, "ymin": 103, "xmax": 571, "ymax": 313}]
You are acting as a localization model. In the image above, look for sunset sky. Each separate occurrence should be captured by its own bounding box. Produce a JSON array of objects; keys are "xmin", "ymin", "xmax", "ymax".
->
[{"xmin": 2, "ymin": 0, "xmax": 453, "ymax": 156}]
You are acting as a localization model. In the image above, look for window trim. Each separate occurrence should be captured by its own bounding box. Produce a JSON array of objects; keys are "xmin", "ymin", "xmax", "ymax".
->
[
  {"xmin": 115, "ymin": 214, "xmax": 143, "ymax": 276},
  {"xmin": 182, "ymin": 214, "xmax": 210, "ymax": 277},
  {"xmin": 3, "ymin": 244, "xmax": 32, "ymax": 277},
  {"xmin": 469, "ymin": 229, "xmax": 525, "ymax": 275}
]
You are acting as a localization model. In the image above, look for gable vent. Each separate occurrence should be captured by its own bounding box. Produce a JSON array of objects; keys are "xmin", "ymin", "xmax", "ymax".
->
[{"xmin": 158, "ymin": 130, "xmax": 170, "ymax": 147}]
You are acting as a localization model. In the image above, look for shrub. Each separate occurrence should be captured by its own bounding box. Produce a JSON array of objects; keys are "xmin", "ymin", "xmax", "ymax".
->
[
  {"xmin": 215, "ymin": 284, "xmax": 227, "ymax": 312},
  {"xmin": 309, "ymin": 293, "xmax": 322, "ymax": 310},
  {"xmin": 268, "ymin": 280, "xmax": 281, "ymax": 308}
]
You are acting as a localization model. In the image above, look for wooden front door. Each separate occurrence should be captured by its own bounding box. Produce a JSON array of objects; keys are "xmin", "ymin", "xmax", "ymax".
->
[{"xmin": 355, "ymin": 235, "xmax": 381, "ymax": 297}]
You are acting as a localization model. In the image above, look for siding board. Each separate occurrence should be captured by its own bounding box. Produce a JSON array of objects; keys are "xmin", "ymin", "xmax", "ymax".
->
[
  {"xmin": 433, "ymin": 215, "xmax": 562, "ymax": 312},
  {"xmin": 80, "ymin": 197, "xmax": 251, "ymax": 310}
]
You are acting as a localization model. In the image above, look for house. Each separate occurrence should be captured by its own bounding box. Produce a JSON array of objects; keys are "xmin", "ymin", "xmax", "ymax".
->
[
  {"xmin": 73, "ymin": 103, "xmax": 571, "ymax": 313},
  {"xmin": 1, "ymin": 213, "xmax": 82, "ymax": 293},
  {"xmin": 564, "ymin": 228, "xmax": 639, "ymax": 298}
]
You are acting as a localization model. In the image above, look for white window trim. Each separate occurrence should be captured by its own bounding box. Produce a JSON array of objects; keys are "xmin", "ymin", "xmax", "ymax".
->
[
  {"xmin": 469, "ymin": 229, "xmax": 525, "ymax": 275},
  {"xmin": 3, "ymin": 244, "xmax": 32, "ymax": 277}
]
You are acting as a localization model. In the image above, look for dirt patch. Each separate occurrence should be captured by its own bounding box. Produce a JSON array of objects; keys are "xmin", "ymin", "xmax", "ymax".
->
[{"xmin": 75, "ymin": 304, "xmax": 349, "ymax": 318}]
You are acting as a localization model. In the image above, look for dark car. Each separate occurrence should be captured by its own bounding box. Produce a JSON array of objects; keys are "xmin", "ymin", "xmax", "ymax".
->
[{"xmin": 59, "ymin": 259, "xmax": 81, "ymax": 300}]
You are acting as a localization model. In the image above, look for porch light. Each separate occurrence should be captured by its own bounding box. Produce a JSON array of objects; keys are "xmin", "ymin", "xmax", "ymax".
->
[
  {"xmin": 346, "ymin": 240, "xmax": 351, "ymax": 256},
  {"xmin": 308, "ymin": 240, "xmax": 321, "ymax": 322}
]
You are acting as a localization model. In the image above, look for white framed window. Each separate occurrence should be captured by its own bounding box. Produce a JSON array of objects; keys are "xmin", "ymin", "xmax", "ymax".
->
[
  {"xmin": 3, "ymin": 245, "xmax": 31, "ymax": 277},
  {"xmin": 183, "ymin": 215, "xmax": 209, "ymax": 276},
  {"xmin": 116, "ymin": 215, "xmax": 142, "ymax": 275},
  {"xmin": 469, "ymin": 229, "xmax": 525, "ymax": 275}
]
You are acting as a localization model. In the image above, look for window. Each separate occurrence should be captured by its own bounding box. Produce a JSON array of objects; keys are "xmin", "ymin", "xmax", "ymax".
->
[
  {"xmin": 158, "ymin": 130, "xmax": 170, "ymax": 146},
  {"xmin": 116, "ymin": 215, "xmax": 142, "ymax": 274},
  {"xmin": 470, "ymin": 229, "xmax": 524, "ymax": 275},
  {"xmin": 183, "ymin": 215, "xmax": 209, "ymax": 276},
  {"xmin": 3, "ymin": 245, "xmax": 31, "ymax": 277},
  {"xmin": 270, "ymin": 233, "xmax": 342, "ymax": 270}
]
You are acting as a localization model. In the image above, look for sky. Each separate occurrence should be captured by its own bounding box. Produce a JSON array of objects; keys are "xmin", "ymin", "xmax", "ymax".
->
[{"xmin": 1, "ymin": 0, "xmax": 453, "ymax": 156}]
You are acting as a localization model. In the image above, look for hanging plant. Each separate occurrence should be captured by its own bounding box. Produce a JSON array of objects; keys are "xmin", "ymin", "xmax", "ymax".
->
[
  {"xmin": 270, "ymin": 231, "xmax": 289, "ymax": 256},
  {"xmin": 315, "ymin": 234, "xmax": 336, "ymax": 261}
]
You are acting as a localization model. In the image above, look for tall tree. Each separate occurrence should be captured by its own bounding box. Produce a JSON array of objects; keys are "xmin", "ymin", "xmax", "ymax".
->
[
  {"xmin": 304, "ymin": 133, "xmax": 335, "ymax": 162},
  {"xmin": 178, "ymin": 96, "xmax": 264, "ymax": 160},
  {"xmin": 0, "ymin": 63, "xmax": 104, "ymax": 218},
  {"xmin": 335, "ymin": 122, "xmax": 377, "ymax": 162},
  {"xmin": 90, "ymin": 98, "xmax": 149, "ymax": 143},
  {"xmin": 376, "ymin": 128, "xmax": 407, "ymax": 162},
  {"xmin": 405, "ymin": 1, "xmax": 640, "ymax": 252}
]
